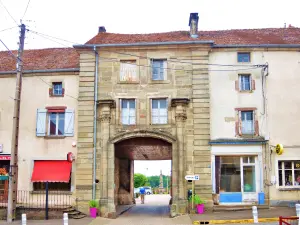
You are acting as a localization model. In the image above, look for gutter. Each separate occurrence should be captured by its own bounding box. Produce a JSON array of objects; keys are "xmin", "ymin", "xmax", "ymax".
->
[
  {"xmin": 73, "ymin": 40, "xmax": 214, "ymax": 48},
  {"xmin": 0, "ymin": 68, "xmax": 79, "ymax": 75},
  {"xmin": 213, "ymin": 44, "xmax": 300, "ymax": 48},
  {"xmin": 92, "ymin": 46, "xmax": 99, "ymax": 200},
  {"xmin": 209, "ymin": 140, "xmax": 268, "ymax": 145}
]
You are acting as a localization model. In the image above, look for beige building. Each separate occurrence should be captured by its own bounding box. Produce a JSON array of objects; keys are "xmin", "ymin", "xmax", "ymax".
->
[
  {"xmin": 0, "ymin": 13, "xmax": 300, "ymax": 218},
  {"xmin": 0, "ymin": 48, "xmax": 79, "ymax": 199}
]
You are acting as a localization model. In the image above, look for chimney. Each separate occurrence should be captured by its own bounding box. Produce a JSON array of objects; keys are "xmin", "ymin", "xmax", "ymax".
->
[
  {"xmin": 189, "ymin": 13, "xmax": 199, "ymax": 38},
  {"xmin": 98, "ymin": 26, "xmax": 106, "ymax": 33}
]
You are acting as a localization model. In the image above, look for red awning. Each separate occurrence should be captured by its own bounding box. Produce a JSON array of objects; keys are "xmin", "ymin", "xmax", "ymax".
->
[{"xmin": 31, "ymin": 160, "xmax": 72, "ymax": 183}]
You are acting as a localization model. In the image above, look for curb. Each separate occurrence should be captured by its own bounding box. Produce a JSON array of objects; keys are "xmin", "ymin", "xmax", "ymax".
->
[{"xmin": 193, "ymin": 217, "xmax": 278, "ymax": 224}]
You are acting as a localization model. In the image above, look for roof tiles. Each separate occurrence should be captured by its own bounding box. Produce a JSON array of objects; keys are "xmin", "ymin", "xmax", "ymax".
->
[
  {"xmin": 85, "ymin": 28, "xmax": 300, "ymax": 45},
  {"xmin": 0, "ymin": 48, "xmax": 79, "ymax": 72}
]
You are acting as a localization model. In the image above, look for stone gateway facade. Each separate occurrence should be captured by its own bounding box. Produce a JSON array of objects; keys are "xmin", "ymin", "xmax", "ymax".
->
[{"xmin": 74, "ymin": 40, "xmax": 212, "ymax": 217}]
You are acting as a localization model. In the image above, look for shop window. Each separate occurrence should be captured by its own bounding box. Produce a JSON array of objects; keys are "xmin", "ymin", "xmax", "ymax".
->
[
  {"xmin": 120, "ymin": 60, "xmax": 137, "ymax": 82},
  {"xmin": 219, "ymin": 156, "xmax": 241, "ymax": 192},
  {"xmin": 278, "ymin": 160, "xmax": 300, "ymax": 187},
  {"xmin": 36, "ymin": 107, "xmax": 75, "ymax": 137},
  {"xmin": 33, "ymin": 177, "xmax": 71, "ymax": 191},
  {"xmin": 151, "ymin": 99, "xmax": 168, "ymax": 124},
  {"xmin": 121, "ymin": 99, "xmax": 136, "ymax": 125}
]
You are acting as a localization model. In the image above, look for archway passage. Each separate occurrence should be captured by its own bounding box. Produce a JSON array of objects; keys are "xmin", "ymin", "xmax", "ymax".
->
[{"xmin": 114, "ymin": 137, "xmax": 172, "ymax": 210}]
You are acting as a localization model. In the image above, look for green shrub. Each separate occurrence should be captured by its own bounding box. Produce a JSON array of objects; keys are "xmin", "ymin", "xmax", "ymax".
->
[
  {"xmin": 89, "ymin": 199, "xmax": 99, "ymax": 208},
  {"xmin": 188, "ymin": 194, "xmax": 206, "ymax": 205}
]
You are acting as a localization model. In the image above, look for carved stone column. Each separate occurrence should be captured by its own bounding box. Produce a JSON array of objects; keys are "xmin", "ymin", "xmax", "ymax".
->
[
  {"xmin": 171, "ymin": 98, "xmax": 189, "ymax": 214},
  {"xmin": 98, "ymin": 100, "xmax": 116, "ymax": 218}
]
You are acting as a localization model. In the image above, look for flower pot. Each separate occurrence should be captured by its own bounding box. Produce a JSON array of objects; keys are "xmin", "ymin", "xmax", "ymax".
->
[
  {"xmin": 90, "ymin": 207, "xmax": 97, "ymax": 218},
  {"xmin": 196, "ymin": 204, "xmax": 204, "ymax": 214}
]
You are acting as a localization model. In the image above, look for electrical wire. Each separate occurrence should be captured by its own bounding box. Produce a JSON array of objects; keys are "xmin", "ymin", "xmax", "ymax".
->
[
  {"xmin": 0, "ymin": 0, "xmax": 19, "ymax": 25},
  {"xmin": 21, "ymin": 0, "xmax": 31, "ymax": 21},
  {"xmin": 0, "ymin": 38, "xmax": 21, "ymax": 62},
  {"xmin": 27, "ymin": 29, "xmax": 266, "ymax": 69},
  {"xmin": 0, "ymin": 26, "xmax": 18, "ymax": 33}
]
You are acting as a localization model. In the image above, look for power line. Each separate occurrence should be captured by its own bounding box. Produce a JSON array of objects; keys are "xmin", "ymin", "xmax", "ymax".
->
[
  {"xmin": 21, "ymin": 0, "xmax": 31, "ymax": 20},
  {"xmin": 0, "ymin": 38, "xmax": 21, "ymax": 62},
  {"xmin": 0, "ymin": 0, "xmax": 18, "ymax": 25},
  {"xmin": 0, "ymin": 26, "xmax": 18, "ymax": 33}
]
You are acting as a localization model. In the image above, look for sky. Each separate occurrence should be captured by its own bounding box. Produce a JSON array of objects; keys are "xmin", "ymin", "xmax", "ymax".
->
[
  {"xmin": 0, "ymin": 0, "xmax": 299, "ymax": 175},
  {"xmin": 1, "ymin": 0, "xmax": 300, "ymax": 51},
  {"xmin": 134, "ymin": 160, "xmax": 171, "ymax": 176}
]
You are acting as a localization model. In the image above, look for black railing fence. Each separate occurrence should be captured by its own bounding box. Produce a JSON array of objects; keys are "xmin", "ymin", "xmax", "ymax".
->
[{"xmin": 0, "ymin": 190, "xmax": 74, "ymax": 211}]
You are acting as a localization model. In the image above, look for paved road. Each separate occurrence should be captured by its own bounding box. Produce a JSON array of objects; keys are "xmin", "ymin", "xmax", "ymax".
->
[{"xmin": 90, "ymin": 194, "xmax": 192, "ymax": 225}]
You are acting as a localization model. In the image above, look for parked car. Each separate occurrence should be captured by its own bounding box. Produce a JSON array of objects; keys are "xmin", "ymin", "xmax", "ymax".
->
[{"xmin": 143, "ymin": 186, "xmax": 152, "ymax": 195}]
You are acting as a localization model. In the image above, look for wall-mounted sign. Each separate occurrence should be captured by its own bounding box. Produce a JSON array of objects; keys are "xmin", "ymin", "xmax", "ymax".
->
[
  {"xmin": 0, "ymin": 144, "xmax": 2, "ymax": 153},
  {"xmin": 185, "ymin": 175, "xmax": 200, "ymax": 181},
  {"xmin": 0, "ymin": 155, "xmax": 11, "ymax": 160},
  {"xmin": 276, "ymin": 144, "xmax": 284, "ymax": 155}
]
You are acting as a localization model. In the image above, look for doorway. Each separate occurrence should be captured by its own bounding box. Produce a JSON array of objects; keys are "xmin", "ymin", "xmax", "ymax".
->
[{"xmin": 216, "ymin": 156, "xmax": 259, "ymax": 204}]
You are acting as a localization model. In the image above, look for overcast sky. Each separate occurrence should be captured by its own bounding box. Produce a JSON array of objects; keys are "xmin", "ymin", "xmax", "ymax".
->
[
  {"xmin": 1, "ymin": 0, "xmax": 300, "ymax": 51},
  {"xmin": 1, "ymin": 0, "xmax": 299, "ymax": 175}
]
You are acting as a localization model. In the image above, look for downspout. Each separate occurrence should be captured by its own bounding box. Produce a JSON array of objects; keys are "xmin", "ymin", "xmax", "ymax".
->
[{"xmin": 92, "ymin": 46, "xmax": 99, "ymax": 199}]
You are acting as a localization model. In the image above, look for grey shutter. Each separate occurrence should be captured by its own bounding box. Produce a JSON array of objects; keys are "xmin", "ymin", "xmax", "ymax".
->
[
  {"xmin": 64, "ymin": 109, "xmax": 75, "ymax": 136},
  {"xmin": 36, "ymin": 109, "xmax": 47, "ymax": 136}
]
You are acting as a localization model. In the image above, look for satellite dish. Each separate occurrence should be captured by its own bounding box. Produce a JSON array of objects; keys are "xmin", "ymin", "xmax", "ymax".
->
[{"xmin": 275, "ymin": 144, "xmax": 284, "ymax": 155}]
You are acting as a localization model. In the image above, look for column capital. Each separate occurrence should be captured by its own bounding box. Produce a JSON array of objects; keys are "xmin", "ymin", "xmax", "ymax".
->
[
  {"xmin": 99, "ymin": 114, "xmax": 111, "ymax": 123},
  {"xmin": 171, "ymin": 98, "xmax": 190, "ymax": 107},
  {"xmin": 175, "ymin": 113, "xmax": 187, "ymax": 122},
  {"xmin": 97, "ymin": 99, "xmax": 116, "ymax": 108}
]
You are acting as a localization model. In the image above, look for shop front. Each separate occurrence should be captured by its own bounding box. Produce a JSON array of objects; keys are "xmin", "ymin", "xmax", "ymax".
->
[
  {"xmin": 211, "ymin": 145, "xmax": 264, "ymax": 205},
  {"xmin": 0, "ymin": 155, "xmax": 10, "ymax": 201}
]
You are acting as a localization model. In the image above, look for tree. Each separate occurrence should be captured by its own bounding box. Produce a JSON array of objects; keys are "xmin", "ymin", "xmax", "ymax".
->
[{"xmin": 134, "ymin": 173, "xmax": 147, "ymax": 188}]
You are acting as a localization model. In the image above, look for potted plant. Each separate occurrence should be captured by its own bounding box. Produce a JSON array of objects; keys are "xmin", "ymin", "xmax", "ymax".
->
[
  {"xmin": 89, "ymin": 199, "xmax": 99, "ymax": 218},
  {"xmin": 189, "ymin": 194, "xmax": 206, "ymax": 214}
]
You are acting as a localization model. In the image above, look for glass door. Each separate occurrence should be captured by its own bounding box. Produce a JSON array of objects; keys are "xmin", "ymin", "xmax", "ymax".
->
[{"xmin": 241, "ymin": 156, "xmax": 258, "ymax": 202}]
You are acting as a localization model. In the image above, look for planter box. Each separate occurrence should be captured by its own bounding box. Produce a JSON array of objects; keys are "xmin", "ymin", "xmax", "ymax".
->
[{"xmin": 90, "ymin": 207, "xmax": 97, "ymax": 218}]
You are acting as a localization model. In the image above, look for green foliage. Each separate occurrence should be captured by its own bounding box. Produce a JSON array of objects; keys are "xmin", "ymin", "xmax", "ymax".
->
[
  {"xmin": 134, "ymin": 173, "xmax": 147, "ymax": 188},
  {"xmin": 188, "ymin": 194, "xmax": 206, "ymax": 205},
  {"xmin": 89, "ymin": 199, "xmax": 99, "ymax": 208},
  {"xmin": 146, "ymin": 175, "xmax": 171, "ymax": 188}
]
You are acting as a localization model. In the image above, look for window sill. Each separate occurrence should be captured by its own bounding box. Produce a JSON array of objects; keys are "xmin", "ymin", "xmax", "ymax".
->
[
  {"xmin": 150, "ymin": 80, "xmax": 170, "ymax": 84},
  {"xmin": 239, "ymin": 90, "xmax": 254, "ymax": 93},
  {"xmin": 278, "ymin": 188, "xmax": 300, "ymax": 191},
  {"xmin": 44, "ymin": 135, "xmax": 66, "ymax": 139},
  {"xmin": 49, "ymin": 95, "xmax": 64, "ymax": 97},
  {"xmin": 118, "ymin": 81, "xmax": 139, "ymax": 84},
  {"xmin": 30, "ymin": 190, "xmax": 72, "ymax": 195}
]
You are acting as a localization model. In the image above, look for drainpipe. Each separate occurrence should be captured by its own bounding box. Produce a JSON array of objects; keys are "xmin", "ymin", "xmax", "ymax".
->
[{"xmin": 92, "ymin": 46, "xmax": 99, "ymax": 199}]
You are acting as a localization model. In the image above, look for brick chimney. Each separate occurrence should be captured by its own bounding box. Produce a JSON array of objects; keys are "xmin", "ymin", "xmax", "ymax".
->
[
  {"xmin": 98, "ymin": 26, "xmax": 106, "ymax": 33},
  {"xmin": 189, "ymin": 13, "xmax": 199, "ymax": 38}
]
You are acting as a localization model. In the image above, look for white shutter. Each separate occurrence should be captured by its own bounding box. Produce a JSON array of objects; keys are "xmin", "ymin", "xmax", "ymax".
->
[
  {"xmin": 64, "ymin": 109, "xmax": 75, "ymax": 136},
  {"xmin": 36, "ymin": 109, "xmax": 47, "ymax": 136}
]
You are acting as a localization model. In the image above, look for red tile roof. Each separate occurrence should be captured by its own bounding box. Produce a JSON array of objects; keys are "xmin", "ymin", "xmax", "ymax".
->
[
  {"xmin": 0, "ymin": 48, "xmax": 79, "ymax": 72},
  {"xmin": 85, "ymin": 28, "xmax": 300, "ymax": 45}
]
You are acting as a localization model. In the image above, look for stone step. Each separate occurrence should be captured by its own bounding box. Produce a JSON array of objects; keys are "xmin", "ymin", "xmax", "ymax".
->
[{"xmin": 213, "ymin": 204, "xmax": 269, "ymax": 212}]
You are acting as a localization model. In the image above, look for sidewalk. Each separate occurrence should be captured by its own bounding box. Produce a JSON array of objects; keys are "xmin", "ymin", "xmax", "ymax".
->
[
  {"xmin": 191, "ymin": 207, "xmax": 297, "ymax": 224},
  {"xmin": 0, "ymin": 217, "xmax": 94, "ymax": 225}
]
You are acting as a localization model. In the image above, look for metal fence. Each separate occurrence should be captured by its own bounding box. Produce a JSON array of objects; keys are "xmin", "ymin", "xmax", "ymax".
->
[
  {"xmin": 279, "ymin": 216, "xmax": 299, "ymax": 225},
  {"xmin": 0, "ymin": 190, "xmax": 74, "ymax": 210}
]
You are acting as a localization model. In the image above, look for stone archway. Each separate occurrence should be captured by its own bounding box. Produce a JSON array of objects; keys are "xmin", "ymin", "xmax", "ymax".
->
[{"xmin": 99, "ymin": 129, "xmax": 179, "ymax": 218}]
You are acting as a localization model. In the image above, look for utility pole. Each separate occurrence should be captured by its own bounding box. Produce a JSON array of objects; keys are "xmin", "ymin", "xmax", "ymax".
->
[{"xmin": 7, "ymin": 23, "xmax": 26, "ymax": 223}]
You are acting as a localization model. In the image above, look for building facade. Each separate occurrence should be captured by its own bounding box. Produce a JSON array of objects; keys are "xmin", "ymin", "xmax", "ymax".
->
[{"xmin": 0, "ymin": 48, "xmax": 79, "ymax": 201}]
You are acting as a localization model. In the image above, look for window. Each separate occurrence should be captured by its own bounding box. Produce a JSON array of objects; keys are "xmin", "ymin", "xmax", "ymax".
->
[
  {"xmin": 120, "ymin": 60, "xmax": 137, "ymax": 82},
  {"xmin": 49, "ymin": 113, "xmax": 65, "ymax": 135},
  {"xmin": 152, "ymin": 59, "xmax": 167, "ymax": 81},
  {"xmin": 49, "ymin": 82, "xmax": 64, "ymax": 97},
  {"xmin": 33, "ymin": 179, "xmax": 71, "ymax": 191},
  {"xmin": 239, "ymin": 74, "xmax": 251, "ymax": 91},
  {"xmin": 240, "ymin": 111, "xmax": 254, "ymax": 135},
  {"xmin": 36, "ymin": 108, "xmax": 75, "ymax": 137},
  {"xmin": 278, "ymin": 161, "xmax": 300, "ymax": 187},
  {"xmin": 121, "ymin": 99, "xmax": 136, "ymax": 125},
  {"xmin": 151, "ymin": 99, "xmax": 167, "ymax": 124},
  {"xmin": 238, "ymin": 52, "xmax": 250, "ymax": 62}
]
